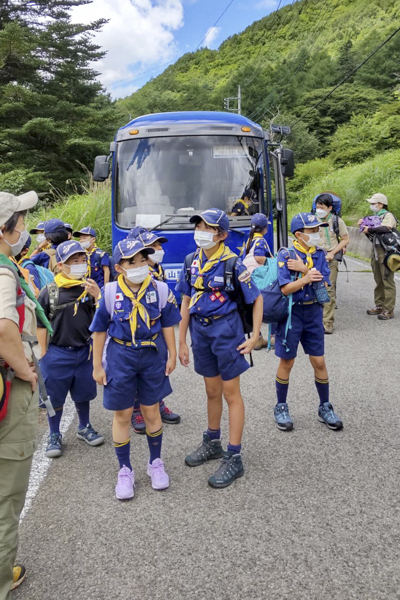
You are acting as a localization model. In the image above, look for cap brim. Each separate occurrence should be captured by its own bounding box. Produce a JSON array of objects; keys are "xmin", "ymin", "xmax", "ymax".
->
[
  {"xmin": 17, "ymin": 191, "xmax": 38, "ymax": 212},
  {"xmin": 150, "ymin": 235, "xmax": 168, "ymax": 244},
  {"xmin": 73, "ymin": 230, "xmax": 93, "ymax": 237},
  {"xmin": 189, "ymin": 215, "xmax": 220, "ymax": 228},
  {"xmin": 121, "ymin": 247, "xmax": 155, "ymax": 260},
  {"xmin": 29, "ymin": 228, "xmax": 44, "ymax": 234},
  {"xmin": 58, "ymin": 249, "xmax": 87, "ymax": 263},
  {"xmin": 303, "ymin": 222, "xmax": 329, "ymax": 228}
]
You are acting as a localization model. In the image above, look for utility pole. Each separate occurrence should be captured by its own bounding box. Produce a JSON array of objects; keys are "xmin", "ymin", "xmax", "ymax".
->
[{"xmin": 223, "ymin": 85, "xmax": 242, "ymax": 114}]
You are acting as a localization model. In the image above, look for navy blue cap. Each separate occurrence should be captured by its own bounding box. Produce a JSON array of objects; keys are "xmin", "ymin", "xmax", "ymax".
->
[
  {"xmin": 138, "ymin": 231, "xmax": 168, "ymax": 246},
  {"xmin": 251, "ymin": 213, "xmax": 270, "ymax": 229},
  {"xmin": 56, "ymin": 240, "xmax": 87, "ymax": 263},
  {"xmin": 126, "ymin": 226, "xmax": 148, "ymax": 240},
  {"xmin": 73, "ymin": 226, "xmax": 96, "ymax": 238},
  {"xmin": 44, "ymin": 218, "xmax": 67, "ymax": 235},
  {"xmin": 189, "ymin": 209, "xmax": 230, "ymax": 232},
  {"xmin": 113, "ymin": 239, "xmax": 155, "ymax": 264},
  {"xmin": 64, "ymin": 223, "xmax": 73, "ymax": 232},
  {"xmin": 29, "ymin": 221, "xmax": 46, "ymax": 234},
  {"xmin": 290, "ymin": 212, "xmax": 329, "ymax": 234}
]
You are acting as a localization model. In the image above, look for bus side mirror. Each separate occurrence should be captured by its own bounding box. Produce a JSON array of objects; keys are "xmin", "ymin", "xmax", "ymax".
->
[
  {"xmin": 93, "ymin": 155, "xmax": 110, "ymax": 182},
  {"xmin": 281, "ymin": 148, "xmax": 294, "ymax": 178}
]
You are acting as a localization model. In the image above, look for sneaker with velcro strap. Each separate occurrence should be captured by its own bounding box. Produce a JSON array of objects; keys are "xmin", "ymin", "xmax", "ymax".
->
[
  {"xmin": 185, "ymin": 433, "xmax": 223, "ymax": 467},
  {"xmin": 274, "ymin": 403, "xmax": 294, "ymax": 431},
  {"xmin": 45, "ymin": 432, "xmax": 62, "ymax": 458},
  {"xmin": 318, "ymin": 402, "xmax": 343, "ymax": 430},
  {"xmin": 208, "ymin": 450, "xmax": 244, "ymax": 489},
  {"xmin": 77, "ymin": 425, "xmax": 104, "ymax": 446}
]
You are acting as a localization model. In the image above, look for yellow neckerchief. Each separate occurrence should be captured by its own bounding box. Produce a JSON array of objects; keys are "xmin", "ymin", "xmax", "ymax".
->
[
  {"xmin": 150, "ymin": 263, "xmax": 164, "ymax": 281},
  {"xmin": 117, "ymin": 273, "xmax": 152, "ymax": 344},
  {"xmin": 54, "ymin": 273, "xmax": 88, "ymax": 316},
  {"xmin": 292, "ymin": 239, "xmax": 316, "ymax": 271},
  {"xmin": 189, "ymin": 243, "xmax": 236, "ymax": 308},
  {"xmin": 86, "ymin": 243, "xmax": 98, "ymax": 278}
]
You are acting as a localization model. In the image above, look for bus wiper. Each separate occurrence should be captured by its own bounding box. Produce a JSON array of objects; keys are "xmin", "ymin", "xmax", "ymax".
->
[{"xmin": 151, "ymin": 214, "xmax": 195, "ymax": 231}]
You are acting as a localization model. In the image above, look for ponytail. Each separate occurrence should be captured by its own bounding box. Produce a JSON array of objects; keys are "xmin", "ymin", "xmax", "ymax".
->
[{"xmin": 245, "ymin": 225, "xmax": 257, "ymax": 255}]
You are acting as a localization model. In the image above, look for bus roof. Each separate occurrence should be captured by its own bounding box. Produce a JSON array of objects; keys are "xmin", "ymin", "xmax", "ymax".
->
[{"xmin": 116, "ymin": 111, "xmax": 264, "ymax": 142}]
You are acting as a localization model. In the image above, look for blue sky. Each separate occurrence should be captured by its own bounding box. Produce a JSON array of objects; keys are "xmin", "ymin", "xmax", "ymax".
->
[{"xmin": 72, "ymin": 0, "xmax": 294, "ymax": 98}]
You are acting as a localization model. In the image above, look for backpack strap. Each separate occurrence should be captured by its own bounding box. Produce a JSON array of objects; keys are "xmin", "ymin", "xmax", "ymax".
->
[
  {"xmin": 184, "ymin": 251, "xmax": 198, "ymax": 284},
  {"xmin": 152, "ymin": 280, "xmax": 169, "ymax": 312},
  {"xmin": 104, "ymin": 281, "xmax": 118, "ymax": 317},
  {"xmin": 332, "ymin": 214, "xmax": 341, "ymax": 241},
  {"xmin": 47, "ymin": 282, "xmax": 59, "ymax": 321},
  {"xmin": 223, "ymin": 256, "xmax": 239, "ymax": 292}
]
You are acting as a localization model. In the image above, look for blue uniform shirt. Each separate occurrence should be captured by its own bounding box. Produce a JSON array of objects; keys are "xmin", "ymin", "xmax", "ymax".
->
[
  {"xmin": 277, "ymin": 245, "xmax": 331, "ymax": 303},
  {"xmin": 90, "ymin": 279, "xmax": 181, "ymax": 342},
  {"xmin": 249, "ymin": 234, "xmax": 272, "ymax": 258},
  {"xmin": 29, "ymin": 245, "xmax": 57, "ymax": 269},
  {"xmin": 88, "ymin": 247, "xmax": 110, "ymax": 287},
  {"xmin": 176, "ymin": 250, "xmax": 260, "ymax": 317}
]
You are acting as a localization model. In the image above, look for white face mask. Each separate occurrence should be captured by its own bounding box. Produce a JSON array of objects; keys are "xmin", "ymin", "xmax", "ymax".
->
[
  {"xmin": 80, "ymin": 240, "xmax": 92, "ymax": 250},
  {"xmin": 194, "ymin": 230, "xmax": 217, "ymax": 249},
  {"xmin": 370, "ymin": 204, "xmax": 380, "ymax": 212},
  {"xmin": 316, "ymin": 208, "xmax": 328, "ymax": 219},
  {"xmin": 2, "ymin": 229, "xmax": 30, "ymax": 257},
  {"xmin": 66, "ymin": 263, "xmax": 87, "ymax": 279},
  {"xmin": 124, "ymin": 265, "xmax": 149, "ymax": 284},
  {"xmin": 301, "ymin": 231, "xmax": 320, "ymax": 248},
  {"xmin": 151, "ymin": 249, "xmax": 165, "ymax": 264},
  {"xmin": 36, "ymin": 233, "xmax": 46, "ymax": 244}
]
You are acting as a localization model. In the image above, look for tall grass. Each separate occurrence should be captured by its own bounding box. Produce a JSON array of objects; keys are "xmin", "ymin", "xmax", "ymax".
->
[{"xmin": 287, "ymin": 149, "xmax": 400, "ymax": 225}]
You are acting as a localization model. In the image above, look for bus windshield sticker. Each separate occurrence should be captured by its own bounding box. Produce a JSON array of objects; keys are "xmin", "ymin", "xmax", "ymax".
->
[
  {"xmin": 136, "ymin": 214, "xmax": 162, "ymax": 228},
  {"xmin": 213, "ymin": 146, "xmax": 250, "ymax": 159}
]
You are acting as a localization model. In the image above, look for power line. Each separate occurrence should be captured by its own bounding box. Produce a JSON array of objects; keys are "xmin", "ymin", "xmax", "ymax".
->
[
  {"xmin": 291, "ymin": 24, "xmax": 400, "ymax": 128},
  {"xmin": 195, "ymin": 0, "xmax": 236, "ymax": 51}
]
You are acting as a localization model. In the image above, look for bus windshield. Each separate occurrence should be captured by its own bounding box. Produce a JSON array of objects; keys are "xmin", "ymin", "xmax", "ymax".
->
[{"xmin": 115, "ymin": 135, "xmax": 263, "ymax": 228}]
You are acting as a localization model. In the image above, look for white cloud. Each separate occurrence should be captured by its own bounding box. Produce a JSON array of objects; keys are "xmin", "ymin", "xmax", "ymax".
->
[
  {"xmin": 71, "ymin": 0, "xmax": 184, "ymax": 98},
  {"xmin": 201, "ymin": 26, "xmax": 221, "ymax": 48}
]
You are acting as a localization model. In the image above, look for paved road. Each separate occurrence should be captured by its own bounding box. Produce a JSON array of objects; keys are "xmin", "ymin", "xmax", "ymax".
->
[{"xmin": 15, "ymin": 257, "xmax": 400, "ymax": 600}]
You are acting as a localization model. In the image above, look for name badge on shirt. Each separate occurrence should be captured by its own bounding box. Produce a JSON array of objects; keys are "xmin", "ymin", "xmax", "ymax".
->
[
  {"xmin": 213, "ymin": 276, "xmax": 224, "ymax": 282},
  {"xmin": 146, "ymin": 291, "xmax": 157, "ymax": 304}
]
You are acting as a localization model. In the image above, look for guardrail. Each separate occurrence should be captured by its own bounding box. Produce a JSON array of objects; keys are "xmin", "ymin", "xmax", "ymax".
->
[{"xmin": 347, "ymin": 226, "xmax": 372, "ymax": 261}]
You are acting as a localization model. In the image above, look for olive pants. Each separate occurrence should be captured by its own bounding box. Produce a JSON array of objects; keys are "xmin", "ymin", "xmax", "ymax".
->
[
  {"xmin": 0, "ymin": 378, "xmax": 38, "ymax": 600},
  {"xmin": 371, "ymin": 246, "xmax": 396, "ymax": 313},
  {"xmin": 323, "ymin": 259, "xmax": 339, "ymax": 327}
]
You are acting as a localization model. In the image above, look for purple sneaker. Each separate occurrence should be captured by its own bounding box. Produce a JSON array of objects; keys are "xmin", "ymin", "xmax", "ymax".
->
[
  {"xmin": 147, "ymin": 458, "xmax": 169, "ymax": 490},
  {"xmin": 115, "ymin": 466, "xmax": 135, "ymax": 500}
]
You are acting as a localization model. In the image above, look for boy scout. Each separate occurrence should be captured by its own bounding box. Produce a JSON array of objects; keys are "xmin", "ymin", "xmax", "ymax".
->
[
  {"xmin": 73, "ymin": 226, "xmax": 110, "ymax": 288},
  {"xmin": 315, "ymin": 193, "xmax": 349, "ymax": 334}
]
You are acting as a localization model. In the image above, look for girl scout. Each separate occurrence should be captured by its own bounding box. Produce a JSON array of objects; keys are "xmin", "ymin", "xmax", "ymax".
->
[
  {"xmin": 273, "ymin": 212, "xmax": 343, "ymax": 432},
  {"xmin": 176, "ymin": 208, "xmax": 263, "ymax": 489},
  {"xmin": 91, "ymin": 239, "xmax": 181, "ymax": 500}
]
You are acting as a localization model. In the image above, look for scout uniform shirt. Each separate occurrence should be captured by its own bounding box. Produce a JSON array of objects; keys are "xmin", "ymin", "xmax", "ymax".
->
[
  {"xmin": 87, "ymin": 246, "xmax": 110, "ymax": 288},
  {"xmin": 176, "ymin": 246, "xmax": 260, "ymax": 318},
  {"xmin": 318, "ymin": 214, "xmax": 348, "ymax": 252},
  {"xmin": 29, "ymin": 245, "xmax": 58, "ymax": 269},
  {"xmin": 249, "ymin": 233, "xmax": 272, "ymax": 258},
  {"xmin": 277, "ymin": 245, "xmax": 331, "ymax": 303},
  {"xmin": 373, "ymin": 210, "xmax": 397, "ymax": 247}
]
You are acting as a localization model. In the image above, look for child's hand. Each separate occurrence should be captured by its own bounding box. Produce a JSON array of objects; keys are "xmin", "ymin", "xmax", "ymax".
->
[
  {"xmin": 93, "ymin": 366, "xmax": 107, "ymax": 386},
  {"xmin": 362, "ymin": 226, "xmax": 369, "ymax": 234},
  {"xmin": 84, "ymin": 278, "xmax": 100, "ymax": 300},
  {"xmin": 357, "ymin": 218, "xmax": 363, "ymax": 225},
  {"xmin": 237, "ymin": 337, "xmax": 257, "ymax": 355},
  {"xmin": 179, "ymin": 342, "xmax": 190, "ymax": 367},
  {"xmin": 287, "ymin": 254, "xmax": 307, "ymax": 273},
  {"xmin": 305, "ymin": 269, "xmax": 323, "ymax": 283},
  {"xmin": 165, "ymin": 356, "xmax": 176, "ymax": 376}
]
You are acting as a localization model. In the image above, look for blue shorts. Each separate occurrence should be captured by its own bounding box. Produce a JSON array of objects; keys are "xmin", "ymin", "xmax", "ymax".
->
[
  {"xmin": 40, "ymin": 344, "xmax": 97, "ymax": 409},
  {"xmin": 275, "ymin": 302, "xmax": 324, "ymax": 360},
  {"xmin": 189, "ymin": 310, "xmax": 249, "ymax": 381},
  {"xmin": 104, "ymin": 338, "xmax": 166, "ymax": 410}
]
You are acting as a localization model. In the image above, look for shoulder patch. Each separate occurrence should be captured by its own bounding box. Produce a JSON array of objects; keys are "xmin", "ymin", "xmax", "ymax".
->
[
  {"xmin": 238, "ymin": 269, "xmax": 251, "ymax": 283},
  {"xmin": 167, "ymin": 290, "xmax": 178, "ymax": 307},
  {"xmin": 278, "ymin": 261, "xmax": 285, "ymax": 267}
]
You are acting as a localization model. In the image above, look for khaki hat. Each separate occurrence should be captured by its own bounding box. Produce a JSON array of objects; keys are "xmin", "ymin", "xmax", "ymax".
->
[
  {"xmin": 0, "ymin": 191, "xmax": 38, "ymax": 227},
  {"xmin": 384, "ymin": 252, "xmax": 400, "ymax": 272},
  {"xmin": 366, "ymin": 193, "xmax": 388, "ymax": 206}
]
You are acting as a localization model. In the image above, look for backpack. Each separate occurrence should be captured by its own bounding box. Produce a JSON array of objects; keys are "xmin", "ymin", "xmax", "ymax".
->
[
  {"xmin": 44, "ymin": 248, "xmax": 61, "ymax": 274},
  {"xmin": 46, "ymin": 282, "xmax": 94, "ymax": 321},
  {"xmin": 108, "ymin": 256, "xmax": 118, "ymax": 281},
  {"xmin": 311, "ymin": 192, "xmax": 342, "ymax": 216},
  {"xmin": 21, "ymin": 259, "xmax": 54, "ymax": 289}
]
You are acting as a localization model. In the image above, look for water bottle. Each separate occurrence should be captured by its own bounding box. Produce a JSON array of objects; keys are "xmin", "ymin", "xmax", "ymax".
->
[{"xmin": 311, "ymin": 268, "xmax": 330, "ymax": 304}]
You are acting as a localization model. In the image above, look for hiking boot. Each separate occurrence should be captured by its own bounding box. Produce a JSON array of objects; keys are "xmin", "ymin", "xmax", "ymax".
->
[
  {"xmin": 77, "ymin": 425, "xmax": 104, "ymax": 447},
  {"xmin": 208, "ymin": 451, "xmax": 244, "ymax": 489},
  {"xmin": 318, "ymin": 402, "xmax": 343, "ymax": 431},
  {"xmin": 274, "ymin": 403, "xmax": 293, "ymax": 431},
  {"xmin": 10, "ymin": 564, "xmax": 26, "ymax": 591},
  {"xmin": 160, "ymin": 402, "xmax": 181, "ymax": 424},
  {"xmin": 367, "ymin": 306, "xmax": 383, "ymax": 315},
  {"xmin": 324, "ymin": 324, "xmax": 334, "ymax": 334},
  {"xmin": 185, "ymin": 433, "xmax": 223, "ymax": 467},
  {"xmin": 254, "ymin": 335, "xmax": 268, "ymax": 351},
  {"xmin": 131, "ymin": 410, "xmax": 146, "ymax": 434},
  {"xmin": 115, "ymin": 466, "xmax": 135, "ymax": 500},
  {"xmin": 147, "ymin": 458, "xmax": 169, "ymax": 490},
  {"xmin": 45, "ymin": 433, "xmax": 62, "ymax": 458},
  {"xmin": 378, "ymin": 311, "xmax": 394, "ymax": 320}
]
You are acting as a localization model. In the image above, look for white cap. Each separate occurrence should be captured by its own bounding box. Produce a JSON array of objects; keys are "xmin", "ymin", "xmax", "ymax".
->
[
  {"xmin": 366, "ymin": 193, "xmax": 388, "ymax": 206},
  {"xmin": 0, "ymin": 191, "xmax": 38, "ymax": 227}
]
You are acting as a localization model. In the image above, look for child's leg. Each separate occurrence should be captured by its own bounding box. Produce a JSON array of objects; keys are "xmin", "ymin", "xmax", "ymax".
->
[
  {"xmin": 276, "ymin": 358, "xmax": 295, "ymax": 404},
  {"xmin": 141, "ymin": 403, "xmax": 163, "ymax": 464},
  {"xmin": 48, "ymin": 407, "xmax": 63, "ymax": 434},
  {"xmin": 221, "ymin": 376, "xmax": 244, "ymax": 450},
  {"xmin": 309, "ymin": 355, "xmax": 329, "ymax": 405},
  {"xmin": 74, "ymin": 401, "xmax": 90, "ymax": 429},
  {"xmin": 113, "ymin": 408, "xmax": 134, "ymax": 470},
  {"xmin": 204, "ymin": 375, "xmax": 223, "ymax": 438}
]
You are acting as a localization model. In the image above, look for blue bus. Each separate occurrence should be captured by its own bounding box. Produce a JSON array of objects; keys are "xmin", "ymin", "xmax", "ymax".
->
[{"xmin": 93, "ymin": 111, "xmax": 294, "ymax": 289}]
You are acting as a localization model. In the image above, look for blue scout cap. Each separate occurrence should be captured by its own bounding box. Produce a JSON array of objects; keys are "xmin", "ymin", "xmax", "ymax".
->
[
  {"xmin": 138, "ymin": 231, "xmax": 168, "ymax": 246},
  {"xmin": 290, "ymin": 212, "xmax": 329, "ymax": 234},
  {"xmin": 189, "ymin": 209, "xmax": 230, "ymax": 232},
  {"xmin": 56, "ymin": 240, "xmax": 87, "ymax": 263},
  {"xmin": 251, "ymin": 213, "xmax": 270, "ymax": 228},
  {"xmin": 126, "ymin": 226, "xmax": 149, "ymax": 240},
  {"xmin": 64, "ymin": 223, "xmax": 73, "ymax": 232},
  {"xmin": 44, "ymin": 218, "xmax": 67, "ymax": 235},
  {"xmin": 73, "ymin": 226, "xmax": 96, "ymax": 238},
  {"xmin": 29, "ymin": 221, "xmax": 46, "ymax": 234},
  {"xmin": 113, "ymin": 239, "xmax": 155, "ymax": 264}
]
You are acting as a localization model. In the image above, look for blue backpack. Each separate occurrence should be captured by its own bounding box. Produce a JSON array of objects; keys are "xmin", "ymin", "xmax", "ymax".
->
[
  {"xmin": 22, "ymin": 259, "xmax": 54, "ymax": 289},
  {"xmin": 311, "ymin": 191, "xmax": 342, "ymax": 215}
]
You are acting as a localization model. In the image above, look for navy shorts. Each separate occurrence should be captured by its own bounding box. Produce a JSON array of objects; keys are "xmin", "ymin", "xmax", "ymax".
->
[
  {"xmin": 40, "ymin": 344, "xmax": 97, "ymax": 409},
  {"xmin": 189, "ymin": 310, "xmax": 249, "ymax": 381},
  {"xmin": 104, "ymin": 339, "xmax": 166, "ymax": 410},
  {"xmin": 275, "ymin": 302, "xmax": 325, "ymax": 360}
]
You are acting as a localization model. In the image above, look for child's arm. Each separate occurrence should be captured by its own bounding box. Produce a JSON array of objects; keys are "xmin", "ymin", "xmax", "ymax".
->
[
  {"xmin": 237, "ymin": 294, "xmax": 263, "ymax": 354},
  {"xmin": 178, "ymin": 294, "xmax": 191, "ymax": 367},
  {"xmin": 281, "ymin": 269, "xmax": 322, "ymax": 296},
  {"xmin": 37, "ymin": 327, "xmax": 48, "ymax": 358},
  {"xmin": 92, "ymin": 331, "xmax": 107, "ymax": 385},
  {"xmin": 103, "ymin": 266, "xmax": 110, "ymax": 285},
  {"xmin": 162, "ymin": 326, "xmax": 177, "ymax": 375}
]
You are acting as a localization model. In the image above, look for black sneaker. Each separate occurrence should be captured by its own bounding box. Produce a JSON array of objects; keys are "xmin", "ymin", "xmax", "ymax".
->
[
  {"xmin": 208, "ymin": 451, "xmax": 244, "ymax": 489},
  {"xmin": 185, "ymin": 433, "xmax": 223, "ymax": 467}
]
